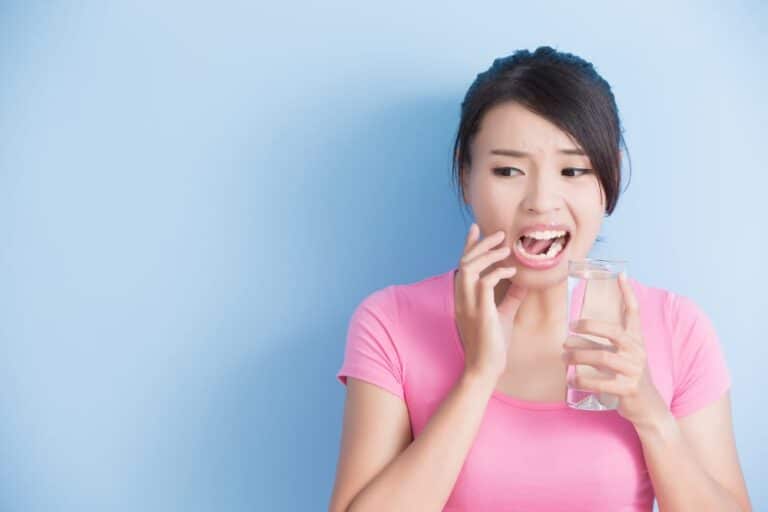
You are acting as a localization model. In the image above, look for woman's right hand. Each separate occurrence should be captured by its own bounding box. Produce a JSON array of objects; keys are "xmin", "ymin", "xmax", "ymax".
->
[{"xmin": 454, "ymin": 223, "xmax": 529, "ymax": 382}]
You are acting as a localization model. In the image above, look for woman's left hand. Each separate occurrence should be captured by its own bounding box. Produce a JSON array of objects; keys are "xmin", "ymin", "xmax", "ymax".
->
[{"xmin": 562, "ymin": 272, "xmax": 669, "ymax": 430}]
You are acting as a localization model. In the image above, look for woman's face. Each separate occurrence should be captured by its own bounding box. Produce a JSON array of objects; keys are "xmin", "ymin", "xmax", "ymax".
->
[{"xmin": 462, "ymin": 101, "xmax": 607, "ymax": 288}]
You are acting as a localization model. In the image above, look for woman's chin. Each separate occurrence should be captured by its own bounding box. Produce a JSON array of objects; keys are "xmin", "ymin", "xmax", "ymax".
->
[{"xmin": 512, "ymin": 271, "xmax": 567, "ymax": 289}]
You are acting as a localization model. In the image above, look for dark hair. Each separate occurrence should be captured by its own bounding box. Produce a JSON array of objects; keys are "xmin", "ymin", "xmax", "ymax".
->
[{"xmin": 451, "ymin": 46, "xmax": 632, "ymax": 241}]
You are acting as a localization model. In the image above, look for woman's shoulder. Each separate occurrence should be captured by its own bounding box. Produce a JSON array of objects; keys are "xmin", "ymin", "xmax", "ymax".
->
[
  {"xmin": 351, "ymin": 268, "xmax": 452, "ymax": 323},
  {"xmin": 337, "ymin": 269, "xmax": 456, "ymax": 396},
  {"xmin": 627, "ymin": 275, "xmax": 708, "ymax": 329}
]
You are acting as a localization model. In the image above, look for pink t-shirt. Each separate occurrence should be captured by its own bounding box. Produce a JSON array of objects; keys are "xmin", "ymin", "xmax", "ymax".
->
[{"xmin": 336, "ymin": 267, "xmax": 732, "ymax": 511}]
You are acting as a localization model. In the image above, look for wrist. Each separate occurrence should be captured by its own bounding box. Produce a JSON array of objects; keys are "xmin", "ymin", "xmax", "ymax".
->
[{"xmin": 461, "ymin": 368, "xmax": 499, "ymax": 394}]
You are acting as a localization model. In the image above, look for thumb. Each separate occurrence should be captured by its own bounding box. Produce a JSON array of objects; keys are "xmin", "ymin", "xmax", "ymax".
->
[{"xmin": 497, "ymin": 278, "xmax": 528, "ymax": 319}]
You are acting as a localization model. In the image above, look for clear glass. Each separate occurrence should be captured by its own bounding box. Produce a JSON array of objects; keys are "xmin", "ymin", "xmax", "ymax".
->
[{"xmin": 565, "ymin": 258, "xmax": 628, "ymax": 411}]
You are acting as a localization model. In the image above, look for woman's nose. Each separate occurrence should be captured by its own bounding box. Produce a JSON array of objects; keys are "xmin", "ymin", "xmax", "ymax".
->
[{"xmin": 521, "ymin": 176, "xmax": 563, "ymax": 213}]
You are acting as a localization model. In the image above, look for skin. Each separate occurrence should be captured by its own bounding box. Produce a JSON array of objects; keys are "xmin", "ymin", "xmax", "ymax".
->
[
  {"xmin": 460, "ymin": 100, "xmax": 606, "ymax": 340},
  {"xmin": 329, "ymin": 100, "xmax": 752, "ymax": 512},
  {"xmin": 456, "ymin": 100, "xmax": 609, "ymax": 400}
]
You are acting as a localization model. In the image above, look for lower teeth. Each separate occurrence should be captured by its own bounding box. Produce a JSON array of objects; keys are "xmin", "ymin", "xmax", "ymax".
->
[{"xmin": 516, "ymin": 238, "xmax": 565, "ymax": 260}]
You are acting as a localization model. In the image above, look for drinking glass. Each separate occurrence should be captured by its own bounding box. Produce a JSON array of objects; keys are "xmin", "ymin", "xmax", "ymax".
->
[{"xmin": 565, "ymin": 258, "xmax": 628, "ymax": 411}]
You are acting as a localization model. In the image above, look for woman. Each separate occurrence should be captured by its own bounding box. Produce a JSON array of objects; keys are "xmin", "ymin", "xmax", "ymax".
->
[{"xmin": 328, "ymin": 46, "xmax": 752, "ymax": 511}]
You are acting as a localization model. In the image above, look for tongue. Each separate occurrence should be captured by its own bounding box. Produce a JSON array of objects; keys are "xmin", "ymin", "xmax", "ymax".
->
[{"xmin": 523, "ymin": 236, "xmax": 557, "ymax": 255}]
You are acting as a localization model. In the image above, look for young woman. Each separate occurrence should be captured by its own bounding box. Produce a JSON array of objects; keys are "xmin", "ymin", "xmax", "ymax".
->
[{"xmin": 328, "ymin": 46, "xmax": 752, "ymax": 512}]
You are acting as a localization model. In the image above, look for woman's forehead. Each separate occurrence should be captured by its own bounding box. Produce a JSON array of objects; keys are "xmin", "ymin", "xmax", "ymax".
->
[{"xmin": 475, "ymin": 102, "xmax": 580, "ymax": 155}]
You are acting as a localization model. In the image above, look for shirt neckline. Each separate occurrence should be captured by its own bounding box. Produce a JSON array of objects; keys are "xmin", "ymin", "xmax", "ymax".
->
[{"xmin": 444, "ymin": 267, "xmax": 570, "ymax": 411}]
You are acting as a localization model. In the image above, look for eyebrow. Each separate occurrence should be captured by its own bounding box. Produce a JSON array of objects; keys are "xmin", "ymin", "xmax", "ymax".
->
[{"xmin": 490, "ymin": 148, "xmax": 586, "ymax": 157}]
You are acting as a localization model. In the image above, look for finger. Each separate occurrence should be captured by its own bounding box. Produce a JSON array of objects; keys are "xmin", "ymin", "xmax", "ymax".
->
[
  {"xmin": 458, "ymin": 223, "xmax": 481, "ymax": 313},
  {"xmin": 618, "ymin": 272, "xmax": 641, "ymax": 334},
  {"xmin": 497, "ymin": 278, "xmax": 528, "ymax": 319},
  {"xmin": 569, "ymin": 374, "xmax": 625, "ymax": 396},
  {"xmin": 563, "ymin": 348, "xmax": 638, "ymax": 377},
  {"xmin": 457, "ymin": 268, "xmax": 476, "ymax": 313},
  {"xmin": 462, "ymin": 228, "xmax": 506, "ymax": 263},
  {"xmin": 479, "ymin": 266, "xmax": 517, "ymax": 314},
  {"xmin": 464, "ymin": 246, "xmax": 511, "ymax": 276},
  {"xmin": 458, "ymin": 246, "xmax": 511, "ymax": 313},
  {"xmin": 569, "ymin": 318, "xmax": 630, "ymax": 351}
]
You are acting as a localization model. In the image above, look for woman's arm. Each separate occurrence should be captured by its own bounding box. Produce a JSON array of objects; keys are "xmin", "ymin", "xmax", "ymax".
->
[
  {"xmin": 328, "ymin": 370, "xmax": 495, "ymax": 512},
  {"xmin": 635, "ymin": 392, "xmax": 752, "ymax": 512}
]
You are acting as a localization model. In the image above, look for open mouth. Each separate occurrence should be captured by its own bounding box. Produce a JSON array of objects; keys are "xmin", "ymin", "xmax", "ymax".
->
[{"xmin": 515, "ymin": 231, "xmax": 571, "ymax": 260}]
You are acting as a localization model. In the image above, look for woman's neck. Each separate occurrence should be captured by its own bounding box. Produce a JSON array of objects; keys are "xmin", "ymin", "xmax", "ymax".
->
[{"xmin": 494, "ymin": 278, "xmax": 568, "ymax": 332}]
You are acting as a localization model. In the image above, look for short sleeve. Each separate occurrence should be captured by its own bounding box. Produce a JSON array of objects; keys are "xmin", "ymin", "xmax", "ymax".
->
[
  {"xmin": 669, "ymin": 295, "xmax": 732, "ymax": 418},
  {"xmin": 336, "ymin": 286, "xmax": 405, "ymax": 399}
]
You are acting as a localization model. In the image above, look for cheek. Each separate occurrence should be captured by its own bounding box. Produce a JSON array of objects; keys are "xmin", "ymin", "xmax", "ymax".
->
[
  {"xmin": 575, "ymin": 210, "xmax": 603, "ymax": 236},
  {"xmin": 475, "ymin": 187, "xmax": 524, "ymax": 218},
  {"xmin": 572, "ymin": 183, "xmax": 605, "ymax": 220},
  {"xmin": 570, "ymin": 206, "xmax": 604, "ymax": 252}
]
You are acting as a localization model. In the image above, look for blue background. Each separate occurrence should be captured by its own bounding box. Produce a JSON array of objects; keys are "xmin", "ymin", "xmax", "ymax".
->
[{"xmin": 0, "ymin": 1, "xmax": 764, "ymax": 510}]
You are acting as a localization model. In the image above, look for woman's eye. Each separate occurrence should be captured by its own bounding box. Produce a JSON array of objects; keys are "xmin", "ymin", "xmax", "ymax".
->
[
  {"xmin": 492, "ymin": 167, "xmax": 521, "ymax": 176},
  {"xmin": 563, "ymin": 168, "xmax": 591, "ymax": 177},
  {"xmin": 493, "ymin": 167, "xmax": 592, "ymax": 178}
]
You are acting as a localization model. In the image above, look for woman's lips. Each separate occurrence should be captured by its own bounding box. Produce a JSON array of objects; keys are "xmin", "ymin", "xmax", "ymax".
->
[{"xmin": 512, "ymin": 233, "xmax": 570, "ymax": 270}]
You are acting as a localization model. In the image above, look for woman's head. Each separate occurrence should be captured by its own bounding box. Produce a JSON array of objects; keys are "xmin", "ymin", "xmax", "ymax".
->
[{"xmin": 452, "ymin": 46, "xmax": 631, "ymax": 286}]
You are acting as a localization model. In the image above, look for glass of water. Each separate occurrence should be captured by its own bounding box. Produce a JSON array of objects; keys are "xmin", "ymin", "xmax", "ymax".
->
[{"xmin": 565, "ymin": 258, "xmax": 628, "ymax": 411}]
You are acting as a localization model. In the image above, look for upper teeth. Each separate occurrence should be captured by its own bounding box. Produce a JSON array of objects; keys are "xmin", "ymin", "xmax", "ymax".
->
[{"xmin": 522, "ymin": 230, "xmax": 567, "ymax": 240}]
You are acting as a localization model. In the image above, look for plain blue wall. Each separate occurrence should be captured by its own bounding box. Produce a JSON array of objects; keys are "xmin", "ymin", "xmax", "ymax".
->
[{"xmin": 0, "ymin": 1, "xmax": 764, "ymax": 510}]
